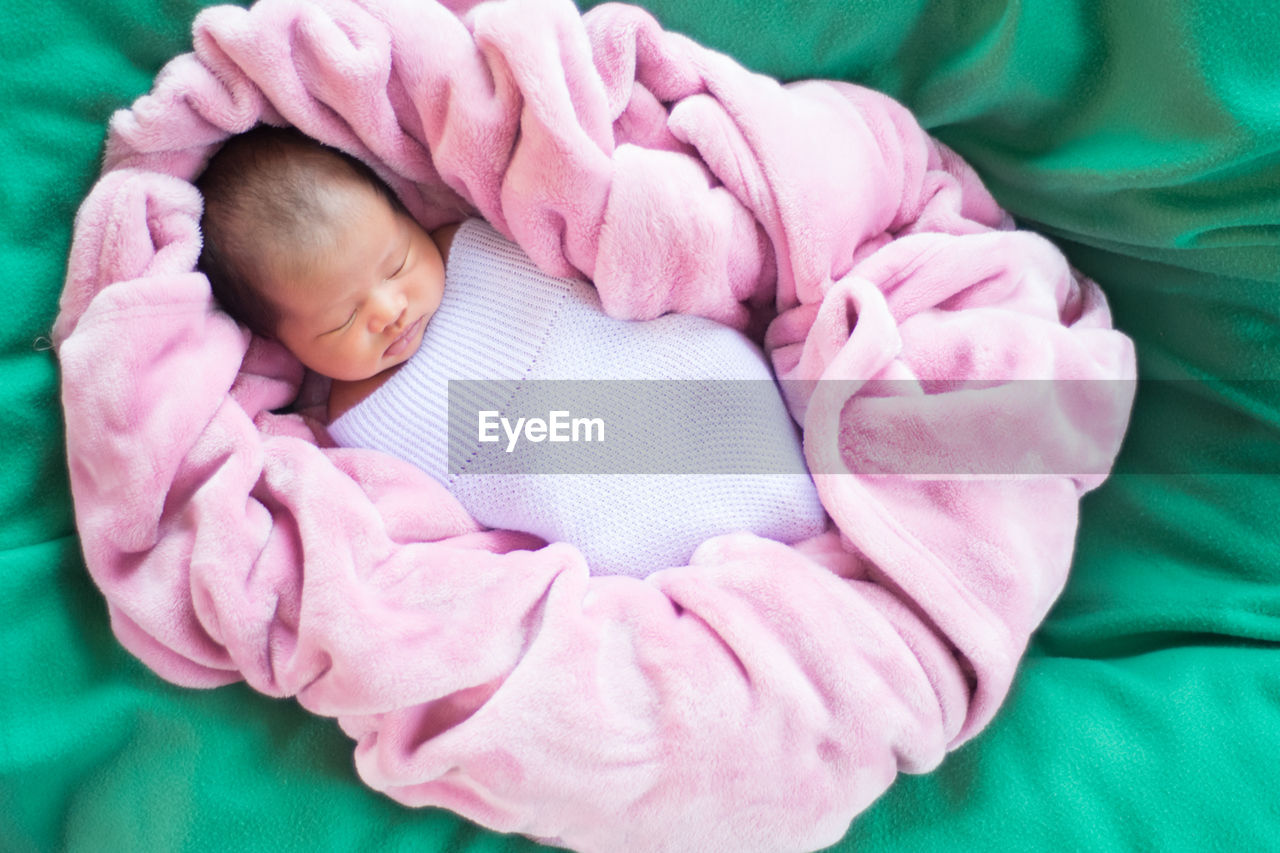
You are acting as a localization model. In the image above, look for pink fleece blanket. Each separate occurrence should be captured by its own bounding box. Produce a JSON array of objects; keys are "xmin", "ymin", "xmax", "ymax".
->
[{"xmin": 53, "ymin": 0, "xmax": 1136, "ymax": 850}]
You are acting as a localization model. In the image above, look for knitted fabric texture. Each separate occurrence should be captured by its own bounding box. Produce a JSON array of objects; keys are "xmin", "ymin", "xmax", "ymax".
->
[{"xmin": 328, "ymin": 219, "xmax": 828, "ymax": 577}]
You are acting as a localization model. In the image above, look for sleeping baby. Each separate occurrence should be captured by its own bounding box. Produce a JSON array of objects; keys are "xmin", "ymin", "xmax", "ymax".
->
[{"xmin": 197, "ymin": 125, "xmax": 827, "ymax": 577}]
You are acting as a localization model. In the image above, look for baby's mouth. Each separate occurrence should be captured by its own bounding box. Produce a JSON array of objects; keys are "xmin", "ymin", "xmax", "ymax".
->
[{"xmin": 384, "ymin": 314, "xmax": 425, "ymax": 358}]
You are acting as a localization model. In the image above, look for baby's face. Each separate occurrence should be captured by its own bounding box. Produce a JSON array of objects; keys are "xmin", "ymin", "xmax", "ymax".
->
[{"xmin": 272, "ymin": 183, "xmax": 444, "ymax": 382}]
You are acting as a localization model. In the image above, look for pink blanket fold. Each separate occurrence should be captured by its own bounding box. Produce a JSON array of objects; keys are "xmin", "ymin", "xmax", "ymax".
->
[{"xmin": 53, "ymin": 0, "xmax": 1136, "ymax": 850}]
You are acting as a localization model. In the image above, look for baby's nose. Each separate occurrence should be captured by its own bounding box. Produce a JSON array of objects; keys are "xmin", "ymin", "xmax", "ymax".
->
[{"xmin": 370, "ymin": 287, "xmax": 407, "ymax": 331}]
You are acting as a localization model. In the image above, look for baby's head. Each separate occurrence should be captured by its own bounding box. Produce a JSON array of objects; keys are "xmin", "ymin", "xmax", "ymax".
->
[{"xmin": 198, "ymin": 124, "xmax": 445, "ymax": 381}]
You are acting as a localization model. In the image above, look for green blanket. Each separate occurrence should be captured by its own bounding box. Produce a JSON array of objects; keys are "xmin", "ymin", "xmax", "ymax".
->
[{"xmin": 3, "ymin": 0, "xmax": 1277, "ymax": 849}]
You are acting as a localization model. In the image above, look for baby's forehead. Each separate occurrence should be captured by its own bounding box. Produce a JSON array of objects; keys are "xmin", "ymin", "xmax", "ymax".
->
[
  {"xmin": 272, "ymin": 181, "xmax": 402, "ymax": 287},
  {"xmin": 275, "ymin": 177, "xmax": 392, "ymax": 255},
  {"xmin": 299, "ymin": 168, "xmax": 385, "ymax": 218}
]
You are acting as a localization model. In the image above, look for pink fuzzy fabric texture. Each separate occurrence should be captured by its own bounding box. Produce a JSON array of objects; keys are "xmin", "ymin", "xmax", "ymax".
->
[{"xmin": 53, "ymin": 0, "xmax": 1136, "ymax": 850}]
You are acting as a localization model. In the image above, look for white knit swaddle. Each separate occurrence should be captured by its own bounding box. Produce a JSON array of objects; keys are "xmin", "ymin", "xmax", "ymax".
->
[{"xmin": 329, "ymin": 220, "xmax": 826, "ymax": 577}]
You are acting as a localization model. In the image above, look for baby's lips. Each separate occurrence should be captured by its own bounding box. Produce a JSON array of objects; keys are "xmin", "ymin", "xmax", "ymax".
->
[{"xmin": 384, "ymin": 314, "xmax": 426, "ymax": 359}]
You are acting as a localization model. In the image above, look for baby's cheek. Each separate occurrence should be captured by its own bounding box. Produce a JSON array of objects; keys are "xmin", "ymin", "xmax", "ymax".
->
[
  {"xmin": 356, "ymin": 333, "xmax": 388, "ymax": 367},
  {"xmin": 340, "ymin": 337, "xmax": 370, "ymax": 365}
]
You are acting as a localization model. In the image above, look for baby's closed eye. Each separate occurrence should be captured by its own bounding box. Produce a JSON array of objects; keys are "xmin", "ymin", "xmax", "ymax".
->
[
  {"xmin": 390, "ymin": 244, "xmax": 411, "ymax": 278},
  {"xmin": 325, "ymin": 308, "xmax": 357, "ymax": 335}
]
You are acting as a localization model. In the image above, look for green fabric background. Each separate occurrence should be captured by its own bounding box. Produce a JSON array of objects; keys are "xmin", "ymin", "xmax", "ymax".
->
[{"xmin": 3, "ymin": 0, "xmax": 1277, "ymax": 849}]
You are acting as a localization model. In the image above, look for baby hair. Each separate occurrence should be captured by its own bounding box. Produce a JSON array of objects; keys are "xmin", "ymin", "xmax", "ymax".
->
[{"xmin": 197, "ymin": 124, "xmax": 405, "ymax": 339}]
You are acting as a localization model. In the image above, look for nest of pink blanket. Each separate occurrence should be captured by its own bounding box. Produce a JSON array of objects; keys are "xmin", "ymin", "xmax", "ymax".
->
[{"xmin": 53, "ymin": 0, "xmax": 1134, "ymax": 850}]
